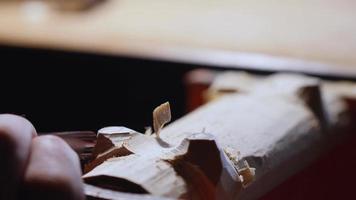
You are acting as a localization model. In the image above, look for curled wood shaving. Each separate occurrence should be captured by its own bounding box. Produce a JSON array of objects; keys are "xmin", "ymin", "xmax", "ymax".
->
[
  {"xmin": 238, "ymin": 160, "xmax": 255, "ymax": 187},
  {"xmin": 144, "ymin": 126, "xmax": 153, "ymax": 136},
  {"xmin": 224, "ymin": 147, "xmax": 255, "ymax": 188},
  {"xmin": 223, "ymin": 146, "xmax": 241, "ymax": 165},
  {"xmin": 98, "ymin": 126, "xmax": 136, "ymax": 135},
  {"xmin": 153, "ymin": 102, "xmax": 171, "ymax": 136}
]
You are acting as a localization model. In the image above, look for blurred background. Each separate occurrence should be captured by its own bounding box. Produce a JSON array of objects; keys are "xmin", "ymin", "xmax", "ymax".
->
[
  {"xmin": 0, "ymin": 0, "xmax": 356, "ymax": 199},
  {"xmin": 1, "ymin": 0, "xmax": 355, "ymax": 132}
]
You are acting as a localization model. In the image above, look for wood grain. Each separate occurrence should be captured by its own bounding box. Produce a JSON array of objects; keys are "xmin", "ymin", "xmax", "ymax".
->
[{"xmin": 81, "ymin": 72, "xmax": 356, "ymax": 199}]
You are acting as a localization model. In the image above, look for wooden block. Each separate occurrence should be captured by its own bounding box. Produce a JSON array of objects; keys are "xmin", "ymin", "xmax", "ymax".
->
[
  {"xmin": 82, "ymin": 72, "xmax": 356, "ymax": 199},
  {"xmin": 84, "ymin": 130, "xmax": 245, "ymax": 199}
]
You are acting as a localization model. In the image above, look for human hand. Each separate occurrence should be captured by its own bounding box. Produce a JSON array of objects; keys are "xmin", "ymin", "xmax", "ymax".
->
[{"xmin": 0, "ymin": 114, "xmax": 84, "ymax": 200}]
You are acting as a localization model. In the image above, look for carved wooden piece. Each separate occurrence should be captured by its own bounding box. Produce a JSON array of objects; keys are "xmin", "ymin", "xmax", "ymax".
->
[
  {"xmin": 83, "ymin": 72, "xmax": 356, "ymax": 199},
  {"xmin": 84, "ymin": 130, "xmax": 246, "ymax": 199},
  {"xmin": 160, "ymin": 93, "xmax": 321, "ymax": 200},
  {"xmin": 198, "ymin": 71, "xmax": 356, "ymax": 199},
  {"xmin": 207, "ymin": 71, "xmax": 356, "ymax": 127},
  {"xmin": 84, "ymin": 183, "xmax": 174, "ymax": 200}
]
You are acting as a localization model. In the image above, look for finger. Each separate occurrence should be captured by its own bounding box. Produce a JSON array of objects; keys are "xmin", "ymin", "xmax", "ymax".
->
[
  {"xmin": 0, "ymin": 114, "xmax": 37, "ymax": 199},
  {"xmin": 22, "ymin": 135, "xmax": 84, "ymax": 200}
]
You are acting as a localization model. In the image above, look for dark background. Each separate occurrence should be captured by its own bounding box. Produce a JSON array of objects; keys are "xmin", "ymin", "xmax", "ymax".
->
[
  {"xmin": 0, "ymin": 45, "xmax": 193, "ymax": 133},
  {"xmin": 1, "ymin": 46, "xmax": 354, "ymax": 133}
]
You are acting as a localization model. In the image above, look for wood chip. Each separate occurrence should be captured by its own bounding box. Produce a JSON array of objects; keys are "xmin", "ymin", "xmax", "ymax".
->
[
  {"xmin": 153, "ymin": 102, "xmax": 172, "ymax": 135},
  {"xmin": 84, "ymin": 126, "xmax": 137, "ymax": 173}
]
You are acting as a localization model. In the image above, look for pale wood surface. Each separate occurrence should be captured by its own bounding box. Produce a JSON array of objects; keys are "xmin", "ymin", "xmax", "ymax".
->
[
  {"xmin": 83, "ymin": 127, "xmax": 245, "ymax": 199},
  {"xmin": 84, "ymin": 184, "xmax": 174, "ymax": 200},
  {"xmin": 1, "ymin": 1, "xmax": 356, "ymax": 77},
  {"xmin": 160, "ymin": 73, "xmax": 356, "ymax": 199},
  {"xmin": 82, "ymin": 72, "xmax": 356, "ymax": 199},
  {"xmin": 161, "ymin": 87, "xmax": 321, "ymax": 199}
]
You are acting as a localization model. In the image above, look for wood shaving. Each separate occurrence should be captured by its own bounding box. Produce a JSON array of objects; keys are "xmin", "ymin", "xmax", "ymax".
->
[
  {"xmin": 238, "ymin": 160, "xmax": 256, "ymax": 187},
  {"xmin": 224, "ymin": 147, "xmax": 255, "ymax": 188},
  {"xmin": 144, "ymin": 126, "xmax": 153, "ymax": 136},
  {"xmin": 153, "ymin": 102, "xmax": 171, "ymax": 136}
]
